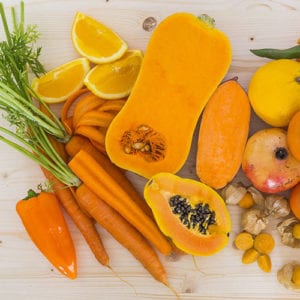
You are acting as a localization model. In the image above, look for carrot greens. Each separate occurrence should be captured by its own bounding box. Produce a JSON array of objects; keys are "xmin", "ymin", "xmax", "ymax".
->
[
  {"xmin": 0, "ymin": 1, "xmax": 78, "ymax": 186},
  {"xmin": 0, "ymin": 1, "xmax": 69, "ymax": 141}
]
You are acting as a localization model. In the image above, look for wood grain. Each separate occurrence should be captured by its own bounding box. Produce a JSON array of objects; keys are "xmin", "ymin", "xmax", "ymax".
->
[{"xmin": 0, "ymin": 0, "xmax": 300, "ymax": 299}]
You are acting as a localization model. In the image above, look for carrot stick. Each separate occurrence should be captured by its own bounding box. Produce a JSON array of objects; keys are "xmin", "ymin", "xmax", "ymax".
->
[
  {"xmin": 68, "ymin": 149, "xmax": 173, "ymax": 255},
  {"xmin": 75, "ymin": 184, "xmax": 168, "ymax": 285},
  {"xmin": 41, "ymin": 167, "xmax": 109, "ymax": 266}
]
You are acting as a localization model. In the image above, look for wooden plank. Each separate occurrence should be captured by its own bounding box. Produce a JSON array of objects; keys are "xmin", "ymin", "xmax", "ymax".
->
[{"xmin": 0, "ymin": 0, "xmax": 300, "ymax": 299}]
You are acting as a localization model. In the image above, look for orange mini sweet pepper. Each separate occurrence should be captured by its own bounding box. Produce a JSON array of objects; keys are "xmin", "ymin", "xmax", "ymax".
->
[{"xmin": 16, "ymin": 189, "xmax": 77, "ymax": 279}]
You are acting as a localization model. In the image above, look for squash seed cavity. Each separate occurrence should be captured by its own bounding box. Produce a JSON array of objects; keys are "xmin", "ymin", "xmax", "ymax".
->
[
  {"xmin": 168, "ymin": 195, "xmax": 216, "ymax": 234},
  {"xmin": 121, "ymin": 125, "xmax": 166, "ymax": 162}
]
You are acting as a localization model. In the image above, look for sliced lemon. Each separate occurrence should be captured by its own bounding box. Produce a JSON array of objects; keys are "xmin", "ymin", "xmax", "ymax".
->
[
  {"xmin": 84, "ymin": 50, "xmax": 143, "ymax": 99},
  {"xmin": 71, "ymin": 12, "xmax": 128, "ymax": 64},
  {"xmin": 31, "ymin": 57, "xmax": 90, "ymax": 104}
]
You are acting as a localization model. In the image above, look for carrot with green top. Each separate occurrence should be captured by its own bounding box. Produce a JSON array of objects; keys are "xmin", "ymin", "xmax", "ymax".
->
[
  {"xmin": 68, "ymin": 149, "xmax": 173, "ymax": 255},
  {"xmin": 16, "ymin": 189, "xmax": 77, "ymax": 279}
]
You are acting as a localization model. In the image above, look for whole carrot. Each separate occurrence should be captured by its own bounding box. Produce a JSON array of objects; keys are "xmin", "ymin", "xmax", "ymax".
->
[
  {"xmin": 36, "ymin": 108, "xmax": 110, "ymax": 267},
  {"xmin": 75, "ymin": 184, "xmax": 168, "ymax": 285},
  {"xmin": 65, "ymin": 134, "xmax": 90, "ymax": 157},
  {"xmin": 68, "ymin": 149, "xmax": 173, "ymax": 255},
  {"xmin": 41, "ymin": 167, "xmax": 109, "ymax": 266},
  {"xmin": 65, "ymin": 135, "xmax": 154, "ymax": 218},
  {"xmin": 16, "ymin": 189, "xmax": 77, "ymax": 279}
]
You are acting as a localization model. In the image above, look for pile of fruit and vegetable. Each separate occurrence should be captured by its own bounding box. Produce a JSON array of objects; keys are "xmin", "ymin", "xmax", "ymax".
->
[{"xmin": 1, "ymin": 0, "xmax": 300, "ymax": 296}]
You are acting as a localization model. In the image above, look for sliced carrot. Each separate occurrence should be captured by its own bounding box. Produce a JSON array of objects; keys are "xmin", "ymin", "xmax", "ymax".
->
[
  {"xmin": 97, "ymin": 99, "xmax": 126, "ymax": 112},
  {"xmin": 68, "ymin": 149, "xmax": 173, "ymax": 255},
  {"xmin": 74, "ymin": 110, "xmax": 116, "ymax": 129},
  {"xmin": 72, "ymin": 94, "xmax": 105, "ymax": 128},
  {"xmin": 41, "ymin": 167, "xmax": 109, "ymax": 266},
  {"xmin": 75, "ymin": 184, "xmax": 168, "ymax": 285},
  {"xmin": 75, "ymin": 125, "xmax": 106, "ymax": 146},
  {"xmin": 61, "ymin": 88, "xmax": 89, "ymax": 134},
  {"xmin": 287, "ymin": 110, "xmax": 300, "ymax": 161},
  {"xmin": 63, "ymin": 116, "xmax": 74, "ymax": 136}
]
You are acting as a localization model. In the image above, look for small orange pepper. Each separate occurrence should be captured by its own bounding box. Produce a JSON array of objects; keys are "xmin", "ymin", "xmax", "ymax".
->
[{"xmin": 16, "ymin": 189, "xmax": 77, "ymax": 279}]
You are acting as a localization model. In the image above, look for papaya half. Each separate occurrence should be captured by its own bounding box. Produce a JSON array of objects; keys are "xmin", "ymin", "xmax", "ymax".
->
[
  {"xmin": 105, "ymin": 12, "xmax": 232, "ymax": 178},
  {"xmin": 144, "ymin": 173, "xmax": 232, "ymax": 256}
]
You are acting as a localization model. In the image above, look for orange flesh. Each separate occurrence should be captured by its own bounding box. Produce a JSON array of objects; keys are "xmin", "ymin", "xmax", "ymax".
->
[
  {"xmin": 144, "ymin": 173, "xmax": 231, "ymax": 256},
  {"xmin": 106, "ymin": 13, "xmax": 231, "ymax": 178}
]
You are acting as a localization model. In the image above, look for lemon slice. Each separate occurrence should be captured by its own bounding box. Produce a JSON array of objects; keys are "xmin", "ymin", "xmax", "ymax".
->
[
  {"xmin": 31, "ymin": 57, "xmax": 90, "ymax": 104},
  {"xmin": 84, "ymin": 50, "xmax": 143, "ymax": 99},
  {"xmin": 71, "ymin": 12, "xmax": 128, "ymax": 64}
]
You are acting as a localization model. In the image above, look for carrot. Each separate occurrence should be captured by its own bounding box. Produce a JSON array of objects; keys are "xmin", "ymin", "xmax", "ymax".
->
[
  {"xmin": 75, "ymin": 125, "xmax": 106, "ymax": 146},
  {"xmin": 90, "ymin": 139, "xmax": 107, "ymax": 154},
  {"xmin": 74, "ymin": 110, "xmax": 116, "ymax": 129},
  {"xmin": 65, "ymin": 135, "xmax": 154, "ymax": 218},
  {"xmin": 37, "ymin": 127, "xmax": 109, "ymax": 266},
  {"xmin": 39, "ymin": 103, "xmax": 69, "ymax": 162},
  {"xmin": 63, "ymin": 116, "xmax": 74, "ymax": 136},
  {"xmin": 75, "ymin": 184, "xmax": 168, "ymax": 285},
  {"xmin": 72, "ymin": 93, "xmax": 105, "ymax": 128},
  {"xmin": 41, "ymin": 167, "xmax": 110, "ymax": 266},
  {"xmin": 68, "ymin": 149, "xmax": 173, "ymax": 255},
  {"xmin": 97, "ymin": 99, "xmax": 126, "ymax": 112},
  {"xmin": 61, "ymin": 90, "xmax": 125, "ymax": 153},
  {"xmin": 65, "ymin": 135, "xmax": 90, "ymax": 157},
  {"xmin": 61, "ymin": 87, "xmax": 90, "ymax": 135}
]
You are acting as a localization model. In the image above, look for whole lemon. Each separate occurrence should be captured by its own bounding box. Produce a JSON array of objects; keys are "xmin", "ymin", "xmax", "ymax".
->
[{"xmin": 248, "ymin": 59, "xmax": 300, "ymax": 127}]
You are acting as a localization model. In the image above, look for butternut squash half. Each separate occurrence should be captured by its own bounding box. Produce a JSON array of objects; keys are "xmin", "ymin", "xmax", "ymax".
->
[
  {"xmin": 144, "ymin": 173, "xmax": 231, "ymax": 256},
  {"xmin": 105, "ymin": 13, "xmax": 232, "ymax": 178}
]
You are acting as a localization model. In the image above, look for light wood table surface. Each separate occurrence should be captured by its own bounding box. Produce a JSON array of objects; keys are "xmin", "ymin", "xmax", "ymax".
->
[{"xmin": 1, "ymin": 0, "xmax": 300, "ymax": 299}]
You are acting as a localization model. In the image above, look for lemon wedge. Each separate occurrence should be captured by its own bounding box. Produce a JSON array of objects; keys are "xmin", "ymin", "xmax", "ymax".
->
[
  {"xmin": 84, "ymin": 50, "xmax": 143, "ymax": 99},
  {"xmin": 31, "ymin": 57, "xmax": 90, "ymax": 103},
  {"xmin": 71, "ymin": 12, "xmax": 128, "ymax": 64}
]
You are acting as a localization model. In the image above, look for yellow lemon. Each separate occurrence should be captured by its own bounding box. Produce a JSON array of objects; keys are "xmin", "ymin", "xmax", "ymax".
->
[
  {"xmin": 84, "ymin": 50, "xmax": 143, "ymax": 99},
  {"xmin": 71, "ymin": 12, "xmax": 128, "ymax": 64},
  {"xmin": 31, "ymin": 57, "xmax": 90, "ymax": 103},
  {"xmin": 248, "ymin": 59, "xmax": 300, "ymax": 127}
]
